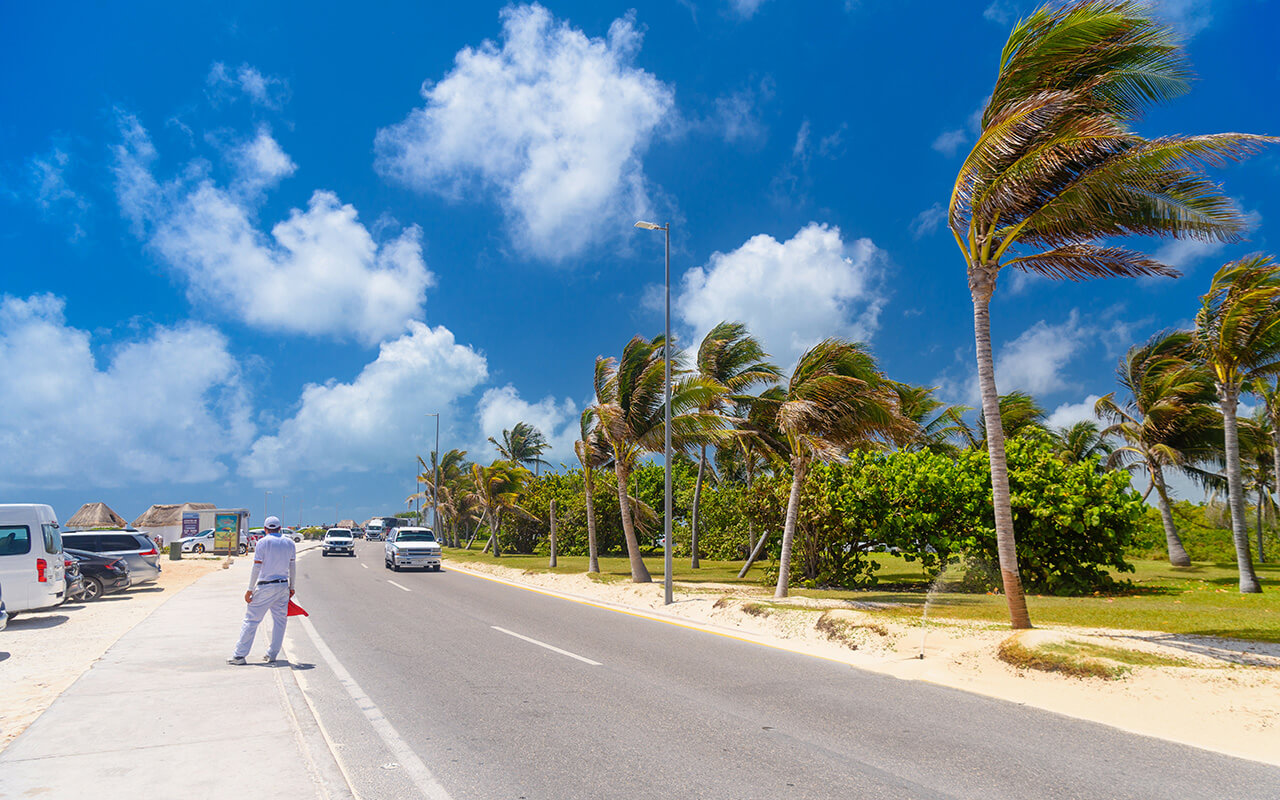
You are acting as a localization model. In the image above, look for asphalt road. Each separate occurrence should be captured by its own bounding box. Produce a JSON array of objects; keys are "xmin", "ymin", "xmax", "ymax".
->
[{"xmin": 287, "ymin": 541, "xmax": 1280, "ymax": 800}]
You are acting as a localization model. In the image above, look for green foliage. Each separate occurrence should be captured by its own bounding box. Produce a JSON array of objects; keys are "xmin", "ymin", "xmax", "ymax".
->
[
  {"xmin": 499, "ymin": 470, "xmax": 626, "ymax": 556},
  {"xmin": 1131, "ymin": 500, "xmax": 1280, "ymax": 563}
]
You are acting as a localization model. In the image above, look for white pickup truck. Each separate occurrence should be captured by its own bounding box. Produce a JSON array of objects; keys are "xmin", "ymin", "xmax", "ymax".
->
[{"xmin": 384, "ymin": 527, "xmax": 442, "ymax": 572}]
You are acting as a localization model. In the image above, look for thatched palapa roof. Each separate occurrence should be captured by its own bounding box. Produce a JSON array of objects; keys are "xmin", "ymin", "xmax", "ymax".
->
[
  {"xmin": 66, "ymin": 502, "xmax": 128, "ymax": 530},
  {"xmin": 131, "ymin": 503, "xmax": 216, "ymax": 528}
]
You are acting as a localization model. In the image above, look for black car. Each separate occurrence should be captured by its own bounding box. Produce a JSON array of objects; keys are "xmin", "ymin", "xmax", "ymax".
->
[
  {"xmin": 64, "ymin": 555, "xmax": 85, "ymax": 601},
  {"xmin": 65, "ymin": 549, "xmax": 131, "ymax": 600}
]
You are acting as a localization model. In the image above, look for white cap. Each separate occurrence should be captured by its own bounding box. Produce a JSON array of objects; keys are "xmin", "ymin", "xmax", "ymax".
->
[{"xmin": 264, "ymin": 515, "xmax": 282, "ymax": 530}]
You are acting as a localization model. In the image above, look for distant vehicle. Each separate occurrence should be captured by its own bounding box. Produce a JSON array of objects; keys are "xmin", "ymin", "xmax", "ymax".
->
[
  {"xmin": 60, "ymin": 530, "xmax": 161, "ymax": 585},
  {"xmin": 365, "ymin": 520, "xmax": 385, "ymax": 541},
  {"xmin": 0, "ymin": 503, "xmax": 66, "ymax": 619},
  {"xmin": 66, "ymin": 550, "xmax": 130, "ymax": 601},
  {"xmin": 384, "ymin": 527, "xmax": 441, "ymax": 572},
  {"xmin": 182, "ymin": 528, "xmax": 252, "ymax": 555},
  {"xmin": 322, "ymin": 528, "xmax": 355, "ymax": 557}
]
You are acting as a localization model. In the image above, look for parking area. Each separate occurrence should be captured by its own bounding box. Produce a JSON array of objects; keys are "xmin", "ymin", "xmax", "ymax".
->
[{"xmin": 0, "ymin": 556, "xmax": 224, "ymax": 751}]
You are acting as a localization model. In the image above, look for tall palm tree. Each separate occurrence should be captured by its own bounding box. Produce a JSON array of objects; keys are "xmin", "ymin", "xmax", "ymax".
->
[
  {"xmin": 1240, "ymin": 409, "xmax": 1275, "ymax": 563},
  {"xmin": 895, "ymin": 384, "xmax": 974, "ymax": 455},
  {"xmin": 412, "ymin": 449, "xmax": 470, "ymax": 546},
  {"xmin": 467, "ymin": 460, "xmax": 535, "ymax": 557},
  {"xmin": 595, "ymin": 334, "xmax": 726, "ymax": 583},
  {"xmin": 950, "ymin": 1, "xmax": 1270, "ymax": 626},
  {"xmin": 1193, "ymin": 255, "xmax": 1280, "ymax": 592},
  {"xmin": 975, "ymin": 391, "xmax": 1048, "ymax": 446},
  {"xmin": 1096, "ymin": 331, "xmax": 1221, "ymax": 566},
  {"xmin": 574, "ymin": 407, "xmax": 612, "ymax": 574},
  {"xmin": 489, "ymin": 422, "xmax": 551, "ymax": 475},
  {"xmin": 772, "ymin": 340, "xmax": 914, "ymax": 598},
  {"xmin": 1253, "ymin": 377, "xmax": 1280, "ymax": 554},
  {"xmin": 1052, "ymin": 420, "xmax": 1113, "ymax": 465},
  {"xmin": 689, "ymin": 322, "xmax": 780, "ymax": 569}
]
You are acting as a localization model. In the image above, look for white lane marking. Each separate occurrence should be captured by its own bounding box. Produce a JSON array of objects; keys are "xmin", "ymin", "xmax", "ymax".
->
[
  {"xmin": 298, "ymin": 616, "xmax": 453, "ymax": 800},
  {"xmin": 491, "ymin": 626, "xmax": 602, "ymax": 666},
  {"xmin": 361, "ymin": 563, "xmax": 369, "ymax": 569},
  {"xmin": 388, "ymin": 580, "xmax": 411, "ymax": 592}
]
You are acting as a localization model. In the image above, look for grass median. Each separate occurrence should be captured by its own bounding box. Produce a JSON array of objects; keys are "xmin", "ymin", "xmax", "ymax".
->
[{"xmin": 442, "ymin": 546, "xmax": 1280, "ymax": 643}]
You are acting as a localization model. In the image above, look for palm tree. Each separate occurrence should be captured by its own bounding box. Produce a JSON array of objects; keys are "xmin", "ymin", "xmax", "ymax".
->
[
  {"xmin": 772, "ymin": 339, "xmax": 914, "ymax": 598},
  {"xmin": 1096, "ymin": 331, "xmax": 1221, "ymax": 567},
  {"xmin": 1240, "ymin": 409, "xmax": 1275, "ymax": 563},
  {"xmin": 574, "ymin": 407, "xmax": 612, "ymax": 574},
  {"xmin": 975, "ymin": 391, "xmax": 1048, "ymax": 446},
  {"xmin": 950, "ymin": 1, "xmax": 1270, "ymax": 626},
  {"xmin": 895, "ymin": 384, "xmax": 974, "ymax": 455},
  {"xmin": 1052, "ymin": 420, "xmax": 1112, "ymax": 465},
  {"xmin": 1253, "ymin": 377, "xmax": 1280, "ymax": 556},
  {"xmin": 1193, "ymin": 255, "xmax": 1280, "ymax": 592},
  {"xmin": 467, "ymin": 460, "xmax": 535, "ymax": 557},
  {"xmin": 489, "ymin": 422, "xmax": 551, "ymax": 475},
  {"xmin": 594, "ymin": 334, "xmax": 726, "ymax": 583},
  {"xmin": 411, "ymin": 449, "xmax": 471, "ymax": 546},
  {"xmin": 689, "ymin": 322, "xmax": 780, "ymax": 569}
]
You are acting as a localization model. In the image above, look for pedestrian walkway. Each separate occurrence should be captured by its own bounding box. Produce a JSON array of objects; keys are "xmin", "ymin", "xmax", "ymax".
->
[{"xmin": 0, "ymin": 549, "xmax": 352, "ymax": 800}]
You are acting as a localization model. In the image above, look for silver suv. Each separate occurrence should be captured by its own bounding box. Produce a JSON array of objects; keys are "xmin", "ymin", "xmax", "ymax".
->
[
  {"xmin": 384, "ymin": 528, "xmax": 441, "ymax": 572},
  {"xmin": 60, "ymin": 530, "xmax": 161, "ymax": 585}
]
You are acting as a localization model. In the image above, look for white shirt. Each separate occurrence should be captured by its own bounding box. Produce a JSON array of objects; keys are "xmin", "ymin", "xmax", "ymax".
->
[{"xmin": 252, "ymin": 533, "xmax": 296, "ymax": 587}]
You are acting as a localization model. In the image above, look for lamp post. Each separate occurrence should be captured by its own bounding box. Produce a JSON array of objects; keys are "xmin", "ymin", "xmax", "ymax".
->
[
  {"xmin": 264, "ymin": 490, "xmax": 271, "ymax": 525},
  {"xmin": 634, "ymin": 219, "xmax": 673, "ymax": 605},
  {"xmin": 426, "ymin": 413, "xmax": 440, "ymax": 539}
]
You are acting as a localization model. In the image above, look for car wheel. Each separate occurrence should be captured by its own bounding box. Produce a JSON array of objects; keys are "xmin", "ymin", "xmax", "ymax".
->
[
  {"xmin": 393, "ymin": 563, "xmax": 401, "ymax": 572},
  {"xmin": 238, "ymin": 543, "xmax": 248, "ymax": 555},
  {"xmin": 321, "ymin": 551, "xmax": 328, "ymax": 557},
  {"xmin": 82, "ymin": 577, "xmax": 104, "ymax": 601},
  {"xmin": 194, "ymin": 544, "xmax": 205, "ymax": 554},
  {"xmin": 434, "ymin": 565, "xmax": 441, "ymax": 572}
]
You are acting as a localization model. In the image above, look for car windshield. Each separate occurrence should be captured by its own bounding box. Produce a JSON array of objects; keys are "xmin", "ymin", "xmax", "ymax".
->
[
  {"xmin": 396, "ymin": 532, "xmax": 436, "ymax": 542},
  {"xmin": 327, "ymin": 530, "xmax": 350, "ymax": 536}
]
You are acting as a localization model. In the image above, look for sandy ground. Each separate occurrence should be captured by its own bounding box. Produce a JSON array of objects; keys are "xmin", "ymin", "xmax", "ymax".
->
[
  {"xmin": 449, "ymin": 560, "xmax": 1280, "ymax": 768},
  {"xmin": 0, "ymin": 556, "xmax": 224, "ymax": 751}
]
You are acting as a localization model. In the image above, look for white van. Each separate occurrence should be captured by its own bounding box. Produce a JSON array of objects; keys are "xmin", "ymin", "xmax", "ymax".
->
[{"xmin": 0, "ymin": 504, "xmax": 66, "ymax": 619}]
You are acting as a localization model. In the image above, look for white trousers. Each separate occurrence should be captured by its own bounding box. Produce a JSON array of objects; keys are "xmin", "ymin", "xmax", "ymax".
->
[{"xmin": 233, "ymin": 582, "xmax": 289, "ymax": 660}]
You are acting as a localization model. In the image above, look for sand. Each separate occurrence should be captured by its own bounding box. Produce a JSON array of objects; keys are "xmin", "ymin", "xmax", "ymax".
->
[
  {"xmin": 0, "ymin": 556, "xmax": 223, "ymax": 751},
  {"xmin": 447, "ymin": 560, "xmax": 1280, "ymax": 767}
]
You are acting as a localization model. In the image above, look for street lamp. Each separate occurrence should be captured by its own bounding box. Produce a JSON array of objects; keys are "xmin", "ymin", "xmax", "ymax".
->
[
  {"xmin": 634, "ymin": 219, "xmax": 673, "ymax": 605},
  {"xmin": 263, "ymin": 490, "xmax": 271, "ymax": 525},
  {"xmin": 426, "ymin": 413, "xmax": 440, "ymax": 539}
]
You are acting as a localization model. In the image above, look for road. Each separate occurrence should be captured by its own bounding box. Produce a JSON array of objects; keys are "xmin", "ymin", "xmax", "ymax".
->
[{"xmin": 284, "ymin": 540, "xmax": 1280, "ymax": 799}]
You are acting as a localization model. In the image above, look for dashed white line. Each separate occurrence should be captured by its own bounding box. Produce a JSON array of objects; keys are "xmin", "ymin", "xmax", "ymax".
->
[
  {"xmin": 491, "ymin": 626, "xmax": 602, "ymax": 666},
  {"xmin": 388, "ymin": 580, "xmax": 411, "ymax": 592},
  {"xmin": 361, "ymin": 563, "xmax": 369, "ymax": 569}
]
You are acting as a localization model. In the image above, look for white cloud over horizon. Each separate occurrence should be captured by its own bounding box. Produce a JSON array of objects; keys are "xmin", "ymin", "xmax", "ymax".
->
[
  {"xmin": 473, "ymin": 385, "xmax": 581, "ymax": 470},
  {"xmin": 675, "ymin": 223, "xmax": 886, "ymax": 369},
  {"xmin": 374, "ymin": 3, "xmax": 674, "ymax": 261},
  {"xmin": 0, "ymin": 294, "xmax": 252, "ymax": 489},
  {"xmin": 241, "ymin": 323, "xmax": 489, "ymax": 486},
  {"xmin": 113, "ymin": 113, "xmax": 434, "ymax": 345},
  {"xmin": 1046, "ymin": 394, "xmax": 1104, "ymax": 430}
]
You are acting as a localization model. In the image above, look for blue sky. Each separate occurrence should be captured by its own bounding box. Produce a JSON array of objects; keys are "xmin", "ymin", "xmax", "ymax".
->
[{"xmin": 3, "ymin": 0, "xmax": 1278, "ymax": 526}]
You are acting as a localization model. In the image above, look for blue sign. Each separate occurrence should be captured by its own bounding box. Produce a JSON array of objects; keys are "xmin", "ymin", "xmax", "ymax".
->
[{"xmin": 182, "ymin": 512, "xmax": 199, "ymax": 539}]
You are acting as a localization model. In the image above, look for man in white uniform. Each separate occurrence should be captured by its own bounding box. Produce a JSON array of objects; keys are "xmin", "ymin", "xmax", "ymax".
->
[{"xmin": 228, "ymin": 516, "xmax": 296, "ymax": 665}]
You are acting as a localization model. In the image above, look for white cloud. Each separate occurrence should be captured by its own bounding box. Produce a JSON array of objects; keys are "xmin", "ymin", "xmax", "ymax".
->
[
  {"xmin": 992, "ymin": 311, "xmax": 1089, "ymax": 399},
  {"xmin": 910, "ymin": 203, "xmax": 945, "ymax": 239},
  {"xmin": 983, "ymin": 0, "xmax": 1022, "ymax": 25},
  {"xmin": 1154, "ymin": 0, "xmax": 1214, "ymax": 39},
  {"xmin": 704, "ymin": 81, "xmax": 772, "ymax": 146},
  {"xmin": 474, "ymin": 385, "xmax": 580, "ymax": 469},
  {"xmin": 206, "ymin": 62, "xmax": 288, "ymax": 108},
  {"xmin": 1150, "ymin": 209, "xmax": 1260, "ymax": 275},
  {"xmin": 932, "ymin": 129, "xmax": 968, "ymax": 157},
  {"xmin": 675, "ymin": 223, "xmax": 886, "ymax": 369},
  {"xmin": 1046, "ymin": 394, "xmax": 1103, "ymax": 430},
  {"xmin": 113, "ymin": 114, "xmax": 433, "ymax": 345},
  {"xmin": 25, "ymin": 147, "xmax": 89, "ymax": 240},
  {"xmin": 374, "ymin": 3, "xmax": 674, "ymax": 261},
  {"xmin": 729, "ymin": 0, "xmax": 770, "ymax": 19},
  {"xmin": 241, "ymin": 323, "xmax": 489, "ymax": 484},
  {"xmin": 0, "ymin": 294, "xmax": 251, "ymax": 489}
]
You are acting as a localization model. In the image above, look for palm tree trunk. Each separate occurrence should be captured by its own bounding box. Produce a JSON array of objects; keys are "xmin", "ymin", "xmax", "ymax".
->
[
  {"xmin": 1256, "ymin": 479, "xmax": 1267, "ymax": 564},
  {"xmin": 971, "ymin": 277, "xmax": 1032, "ymax": 628},
  {"xmin": 691, "ymin": 444, "xmax": 706, "ymax": 569},
  {"xmin": 774, "ymin": 459, "xmax": 807, "ymax": 599},
  {"xmin": 615, "ymin": 463, "xmax": 652, "ymax": 582},
  {"xmin": 738, "ymin": 527, "xmax": 770, "ymax": 578},
  {"xmin": 1272, "ymin": 427, "xmax": 1280, "ymax": 561},
  {"xmin": 1150, "ymin": 466, "xmax": 1192, "ymax": 567},
  {"xmin": 491, "ymin": 510, "xmax": 502, "ymax": 557},
  {"xmin": 584, "ymin": 466, "xmax": 600, "ymax": 573},
  {"xmin": 1219, "ymin": 389, "xmax": 1262, "ymax": 592}
]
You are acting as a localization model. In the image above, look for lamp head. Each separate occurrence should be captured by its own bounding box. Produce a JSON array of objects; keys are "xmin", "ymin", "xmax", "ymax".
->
[{"xmin": 634, "ymin": 221, "xmax": 664, "ymax": 231}]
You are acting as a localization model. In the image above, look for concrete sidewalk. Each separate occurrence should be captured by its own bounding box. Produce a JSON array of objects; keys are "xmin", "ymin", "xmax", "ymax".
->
[{"xmin": 0, "ymin": 548, "xmax": 353, "ymax": 800}]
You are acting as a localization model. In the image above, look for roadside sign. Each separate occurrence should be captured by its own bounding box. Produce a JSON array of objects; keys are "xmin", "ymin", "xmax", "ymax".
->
[
  {"xmin": 182, "ymin": 512, "xmax": 198, "ymax": 540},
  {"xmin": 214, "ymin": 513, "xmax": 238, "ymax": 554}
]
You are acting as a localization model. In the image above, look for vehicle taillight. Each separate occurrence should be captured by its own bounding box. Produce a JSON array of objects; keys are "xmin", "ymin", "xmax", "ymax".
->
[
  {"xmin": 140, "ymin": 548, "xmax": 157, "ymax": 557},
  {"xmin": 37, "ymin": 558, "xmax": 47, "ymax": 582}
]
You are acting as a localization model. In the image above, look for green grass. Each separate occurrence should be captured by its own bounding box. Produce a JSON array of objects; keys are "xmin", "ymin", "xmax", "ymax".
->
[
  {"xmin": 441, "ymin": 546, "xmax": 1280, "ymax": 643},
  {"xmin": 1039, "ymin": 640, "xmax": 1197, "ymax": 669},
  {"xmin": 997, "ymin": 637, "xmax": 1125, "ymax": 680}
]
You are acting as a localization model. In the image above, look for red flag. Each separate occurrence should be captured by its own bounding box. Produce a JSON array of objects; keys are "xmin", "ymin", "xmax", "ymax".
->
[{"xmin": 287, "ymin": 598, "xmax": 309, "ymax": 616}]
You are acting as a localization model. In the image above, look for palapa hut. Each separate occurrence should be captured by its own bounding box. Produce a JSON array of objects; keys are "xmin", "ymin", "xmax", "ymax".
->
[
  {"xmin": 132, "ymin": 502, "xmax": 216, "ymax": 546},
  {"xmin": 65, "ymin": 501, "xmax": 128, "ymax": 531}
]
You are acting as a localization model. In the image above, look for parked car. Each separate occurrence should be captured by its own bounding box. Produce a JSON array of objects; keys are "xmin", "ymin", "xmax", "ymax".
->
[
  {"xmin": 0, "ymin": 504, "xmax": 66, "ymax": 619},
  {"xmin": 64, "ymin": 555, "xmax": 85, "ymax": 601},
  {"xmin": 65, "ymin": 549, "xmax": 131, "ymax": 600},
  {"xmin": 60, "ymin": 530, "xmax": 161, "ymax": 586},
  {"xmin": 384, "ymin": 527, "xmax": 442, "ymax": 572},
  {"xmin": 322, "ymin": 528, "xmax": 356, "ymax": 557}
]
